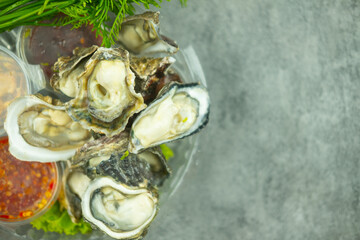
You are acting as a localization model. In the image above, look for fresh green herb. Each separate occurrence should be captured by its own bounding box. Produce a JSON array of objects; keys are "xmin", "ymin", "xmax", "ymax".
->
[
  {"xmin": 31, "ymin": 201, "xmax": 92, "ymax": 235},
  {"xmin": 0, "ymin": 0, "xmax": 187, "ymax": 47},
  {"xmin": 160, "ymin": 144, "xmax": 174, "ymax": 160},
  {"xmin": 120, "ymin": 150, "xmax": 129, "ymax": 160}
]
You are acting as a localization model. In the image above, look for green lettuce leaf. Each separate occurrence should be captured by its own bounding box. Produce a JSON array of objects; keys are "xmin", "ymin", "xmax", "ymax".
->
[
  {"xmin": 31, "ymin": 201, "xmax": 92, "ymax": 235},
  {"xmin": 160, "ymin": 144, "xmax": 174, "ymax": 160}
]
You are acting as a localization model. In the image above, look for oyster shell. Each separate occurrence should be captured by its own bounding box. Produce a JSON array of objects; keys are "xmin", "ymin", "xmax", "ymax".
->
[
  {"xmin": 63, "ymin": 166, "xmax": 90, "ymax": 223},
  {"xmin": 130, "ymin": 56, "xmax": 175, "ymax": 103},
  {"xmin": 130, "ymin": 56, "xmax": 174, "ymax": 82},
  {"xmin": 82, "ymin": 176, "xmax": 158, "ymax": 240},
  {"xmin": 137, "ymin": 147, "xmax": 172, "ymax": 186},
  {"xmin": 63, "ymin": 131, "xmax": 170, "ymax": 225},
  {"xmin": 71, "ymin": 131, "xmax": 130, "ymax": 167},
  {"xmin": 4, "ymin": 95, "xmax": 91, "ymax": 162},
  {"xmin": 88, "ymin": 148, "xmax": 170, "ymax": 188},
  {"xmin": 66, "ymin": 47, "xmax": 146, "ymax": 136},
  {"xmin": 129, "ymin": 82, "xmax": 210, "ymax": 153},
  {"xmin": 50, "ymin": 45, "xmax": 99, "ymax": 98},
  {"xmin": 116, "ymin": 11, "xmax": 178, "ymax": 55},
  {"xmin": 70, "ymin": 131, "xmax": 171, "ymax": 187}
]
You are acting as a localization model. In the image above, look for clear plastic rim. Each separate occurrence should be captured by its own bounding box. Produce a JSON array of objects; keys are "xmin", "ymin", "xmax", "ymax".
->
[
  {"xmin": 0, "ymin": 45, "xmax": 31, "ymax": 94},
  {"xmin": 0, "ymin": 45, "xmax": 32, "ymax": 137},
  {"xmin": 16, "ymin": 26, "xmax": 47, "ymax": 94}
]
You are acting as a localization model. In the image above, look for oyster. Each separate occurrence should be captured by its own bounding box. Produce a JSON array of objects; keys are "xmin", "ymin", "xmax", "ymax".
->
[
  {"xmin": 66, "ymin": 47, "xmax": 146, "ymax": 136},
  {"xmin": 130, "ymin": 56, "xmax": 174, "ymax": 83},
  {"xmin": 130, "ymin": 56, "xmax": 175, "ymax": 103},
  {"xmin": 82, "ymin": 176, "xmax": 158, "ymax": 240},
  {"xmin": 136, "ymin": 147, "xmax": 172, "ymax": 186},
  {"xmin": 116, "ymin": 11, "xmax": 178, "ymax": 55},
  {"xmin": 71, "ymin": 132, "xmax": 171, "ymax": 187},
  {"xmin": 129, "ymin": 82, "xmax": 210, "ymax": 153},
  {"xmin": 63, "ymin": 166, "xmax": 90, "ymax": 222},
  {"xmin": 63, "ymin": 131, "xmax": 170, "ymax": 225},
  {"xmin": 50, "ymin": 45, "xmax": 99, "ymax": 98},
  {"xmin": 88, "ymin": 148, "xmax": 170, "ymax": 188},
  {"xmin": 71, "ymin": 131, "xmax": 130, "ymax": 167},
  {"xmin": 4, "ymin": 95, "xmax": 91, "ymax": 162}
]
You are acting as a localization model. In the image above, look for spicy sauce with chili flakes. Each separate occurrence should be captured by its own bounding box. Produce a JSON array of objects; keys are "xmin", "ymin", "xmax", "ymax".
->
[{"xmin": 0, "ymin": 137, "xmax": 58, "ymax": 221}]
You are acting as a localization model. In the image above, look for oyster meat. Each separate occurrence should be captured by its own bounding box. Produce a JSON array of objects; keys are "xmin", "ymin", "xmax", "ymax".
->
[
  {"xmin": 4, "ymin": 95, "xmax": 91, "ymax": 162},
  {"xmin": 82, "ymin": 177, "xmax": 158, "ymax": 240},
  {"xmin": 129, "ymin": 82, "xmax": 210, "ymax": 153}
]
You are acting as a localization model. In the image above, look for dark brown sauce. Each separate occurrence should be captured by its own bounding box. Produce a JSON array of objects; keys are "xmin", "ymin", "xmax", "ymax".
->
[{"xmin": 24, "ymin": 24, "xmax": 102, "ymax": 80}]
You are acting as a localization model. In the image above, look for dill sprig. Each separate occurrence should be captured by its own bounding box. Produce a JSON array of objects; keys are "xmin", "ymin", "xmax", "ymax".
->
[{"xmin": 0, "ymin": 0, "xmax": 187, "ymax": 47}]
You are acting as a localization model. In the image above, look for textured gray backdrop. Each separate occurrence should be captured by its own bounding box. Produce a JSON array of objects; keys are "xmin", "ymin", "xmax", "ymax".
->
[{"xmin": 148, "ymin": 1, "xmax": 360, "ymax": 239}]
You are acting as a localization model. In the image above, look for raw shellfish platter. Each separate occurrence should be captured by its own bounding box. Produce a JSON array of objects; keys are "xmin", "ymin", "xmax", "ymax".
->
[{"xmin": 0, "ymin": 11, "xmax": 210, "ymax": 240}]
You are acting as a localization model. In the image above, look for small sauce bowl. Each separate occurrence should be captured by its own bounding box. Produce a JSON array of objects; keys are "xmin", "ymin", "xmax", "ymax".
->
[{"xmin": 0, "ymin": 137, "xmax": 61, "ymax": 226}]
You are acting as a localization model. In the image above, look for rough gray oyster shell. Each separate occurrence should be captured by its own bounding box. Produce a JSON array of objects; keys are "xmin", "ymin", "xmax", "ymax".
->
[
  {"xmin": 130, "ymin": 56, "xmax": 175, "ymax": 103},
  {"xmin": 70, "ymin": 131, "xmax": 171, "ymax": 187},
  {"xmin": 116, "ymin": 11, "xmax": 179, "ymax": 56},
  {"xmin": 50, "ymin": 45, "xmax": 99, "ymax": 98}
]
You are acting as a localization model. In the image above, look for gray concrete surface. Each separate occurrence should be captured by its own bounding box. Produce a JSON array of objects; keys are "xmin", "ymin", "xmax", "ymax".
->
[
  {"xmin": 0, "ymin": 1, "xmax": 359, "ymax": 240},
  {"xmin": 147, "ymin": 1, "xmax": 360, "ymax": 239}
]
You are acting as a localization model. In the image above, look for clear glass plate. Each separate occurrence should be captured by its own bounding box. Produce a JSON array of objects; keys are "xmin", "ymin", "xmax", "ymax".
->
[{"xmin": 0, "ymin": 27, "xmax": 206, "ymax": 239}]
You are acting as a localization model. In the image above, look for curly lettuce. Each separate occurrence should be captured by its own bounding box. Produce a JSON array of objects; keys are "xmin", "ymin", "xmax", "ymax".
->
[{"xmin": 31, "ymin": 201, "xmax": 92, "ymax": 235}]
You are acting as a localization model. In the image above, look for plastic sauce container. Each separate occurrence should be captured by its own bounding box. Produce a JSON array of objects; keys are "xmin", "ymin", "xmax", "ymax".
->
[
  {"xmin": 0, "ymin": 137, "xmax": 60, "ymax": 225},
  {"xmin": 0, "ymin": 46, "xmax": 30, "ymax": 137}
]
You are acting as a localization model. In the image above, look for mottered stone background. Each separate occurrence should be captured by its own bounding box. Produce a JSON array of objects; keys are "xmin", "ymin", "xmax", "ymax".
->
[{"xmin": 149, "ymin": 1, "xmax": 360, "ymax": 240}]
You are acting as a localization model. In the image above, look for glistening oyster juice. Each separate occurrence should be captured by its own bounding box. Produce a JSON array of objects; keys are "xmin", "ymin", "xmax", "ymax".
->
[{"xmin": 2, "ymin": 11, "xmax": 210, "ymax": 240}]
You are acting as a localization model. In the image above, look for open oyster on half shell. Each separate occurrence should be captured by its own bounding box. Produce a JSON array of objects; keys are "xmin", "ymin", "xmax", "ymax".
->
[
  {"xmin": 4, "ymin": 95, "xmax": 91, "ymax": 162},
  {"xmin": 116, "ymin": 11, "xmax": 179, "ymax": 56},
  {"xmin": 63, "ymin": 132, "xmax": 166, "ymax": 239},
  {"xmin": 129, "ymin": 82, "xmax": 210, "ymax": 153},
  {"xmin": 65, "ymin": 47, "xmax": 146, "ymax": 136},
  {"xmin": 64, "ymin": 169, "xmax": 158, "ymax": 239},
  {"xmin": 82, "ymin": 177, "xmax": 158, "ymax": 240}
]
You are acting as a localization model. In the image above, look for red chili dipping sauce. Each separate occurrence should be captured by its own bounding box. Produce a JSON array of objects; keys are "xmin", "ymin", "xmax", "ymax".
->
[{"xmin": 0, "ymin": 137, "xmax": 58, "ymax": 222}]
